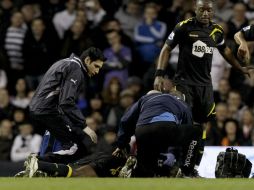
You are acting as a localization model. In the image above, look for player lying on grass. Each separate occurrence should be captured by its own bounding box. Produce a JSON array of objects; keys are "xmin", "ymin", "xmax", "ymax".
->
[{"xmin": 16, "ymin": 148, "xmax": 128, "ymax": 178}]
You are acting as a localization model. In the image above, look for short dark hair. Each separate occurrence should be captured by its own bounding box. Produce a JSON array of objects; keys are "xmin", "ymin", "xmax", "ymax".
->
[{"xmin": 80, "ymin": 47, "xmax": 106, "ymax": 62}]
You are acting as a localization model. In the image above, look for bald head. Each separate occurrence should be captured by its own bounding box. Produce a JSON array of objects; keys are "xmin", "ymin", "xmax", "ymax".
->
[{"xmin": 195, "ymin": 0, "xmax": 214, "ymax": 26}]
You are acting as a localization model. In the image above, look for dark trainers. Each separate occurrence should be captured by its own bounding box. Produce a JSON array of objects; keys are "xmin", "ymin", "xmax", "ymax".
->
[
  {"xmin": 24, "ymin": 153, "xmax": 39, "ymax": 178},
  {"xmin": 119, "ymin": 156, "xmax": 137, "ymax": 178},
  {"xmin": 191, "ymin": 169, "xmax": 203, "ymax": 178},
  {"xmin": 175, "ymin": 168, "xmax": 203, "ymax": 178}
]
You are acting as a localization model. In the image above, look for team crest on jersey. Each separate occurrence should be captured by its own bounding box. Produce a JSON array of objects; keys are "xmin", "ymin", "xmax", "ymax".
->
[
  {"xmin": 192, "ymin": 40, "xmax": 214, "ymax": 58},
  {"xmin": 168, "ymin": 32, "xmax": 175, "ymax": 40},
  {"xmin": 243, "ymin": 25, "xmax": 251, "ymax": 31},
  {"xmin": 189, "ymin": 33, "xmax": 199, "ymax": 37}
]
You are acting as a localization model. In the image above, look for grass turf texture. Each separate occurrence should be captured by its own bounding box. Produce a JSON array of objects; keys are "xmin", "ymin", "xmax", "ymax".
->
[{"xmin": 0, "ymin": 178, "xmax": 254, "ymax": 190}]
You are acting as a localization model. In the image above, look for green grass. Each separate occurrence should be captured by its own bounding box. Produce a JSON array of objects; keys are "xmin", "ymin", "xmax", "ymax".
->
[{"xmin": 1, "ymin": 178, "xmax": 254, "ymax": 190}]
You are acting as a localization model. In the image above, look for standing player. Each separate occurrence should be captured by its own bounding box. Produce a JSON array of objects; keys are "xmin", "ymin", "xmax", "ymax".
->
[
  {"xmin": 29, "ymin": 47, "xmax": 106, "ymax": 164},
  {"xmin": 234, "ymin": 24, "xmax": 254, "ymax": 63},
  {"xmin": 153, "ymin": 0, "xmax": 253, "ymax": 173}
]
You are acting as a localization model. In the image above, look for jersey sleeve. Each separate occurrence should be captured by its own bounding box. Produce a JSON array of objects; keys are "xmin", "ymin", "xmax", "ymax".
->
[
  {"xmin": 241, "ymin": 25, "xmax": 254, "ymax": 41},
  {"xmin": 165, "ymin": 22, "xmax": 185, "ymax": 49},
  {"xmin": 212, "ymin": 24, "xmax": 226, "ymax": 51}
]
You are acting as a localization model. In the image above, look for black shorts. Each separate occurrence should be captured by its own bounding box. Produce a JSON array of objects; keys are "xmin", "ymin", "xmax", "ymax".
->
[
  {"xmin": 71, "ymin": 152, "xmax": 126, "ymax": 177},
  {"xmin": 176, "ymin": 84, "xmax": 215, "ymax": 123}
]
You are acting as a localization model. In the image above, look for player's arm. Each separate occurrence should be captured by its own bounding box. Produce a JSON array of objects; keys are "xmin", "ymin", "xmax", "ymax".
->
[
  {"xmin": 154, "ymin": 44, "xmax": 172, "ymax": 91},
  {"xmin": 216, "ymin": 28, "xmax": 253, "ymax": 77},
  {"xmin": 154, "ymin": 22, "xmax": 183, "ymax": 91},
  {"xmin": 220, "ymin": 46, "xmax": 253, "ymax": 77},
  {"xmin": 58, "ymin": 65, "xmax": 85, "ymax": 126},
  {"xmin": 234, "ymin": 25, "xmax": 254, "ymax": 64},
  {"xmin": 113, "ymin": 99, "xmax": 142, "ymax": 157}
]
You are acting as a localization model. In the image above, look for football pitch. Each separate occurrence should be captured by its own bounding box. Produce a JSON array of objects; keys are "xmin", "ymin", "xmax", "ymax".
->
[{"xmin": 1, "ymin": 178, "xmax": 254, "ymax": 190}]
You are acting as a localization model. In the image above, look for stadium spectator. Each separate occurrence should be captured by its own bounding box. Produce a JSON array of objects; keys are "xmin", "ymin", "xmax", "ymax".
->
[
  {"xmin": 0, "ymin": 88, "xmax": 16, "ymax": 121},
  {"xmin": 134, "ymin": 3, "xmax": 167, "ymax": 74},
  {"xmin": 0, "ymin": 67, "xmax": 7, "ymax": 89},
  {"xmin": 10, "ymin": 123, "xmax": 42, "ymax": 162},
  {"xmin": 103, "ymin": 17, "xmax": 134, "ymax": 49},
  {"xmin": 10, "ymin": 78, "xmax": 29, "ymax": 109},
  {"xmin": 0, "ymin": 119, "xmax": 13, "ymax": 161},
  {"xmin": 245, "ymin": 0, "xmax": 254, "ymax": 20},
  {"xmin": 61, "ymin": 20, "xmax": 93, "ymax": 58},
  {"xmin": 53, "ymin": 0, "xmax": 77, "ymax": 39},
  {"xmin": 29, "ymin": 47, "xmax": 105, "ymax": 164},
  {"xmin": 227, "ymin": 90, "xmax": 248, "ymax": 121},
  {"xmin": 103, "ymin": 29, "xmax": 132, "ymax": 88},
  {"xmin": 115, "ymin": 0, "xmax": 141, "ymax": 40},
  {"xmin": 240, "ymin": 109, "xmax": 254, "ymax": 144},
  {"xmin": 0, "ymin": 0, "xmax": 14, "ymax": 43},
  {"xmin": 4, "ymin": 12, "xmax": 27, "ymax": 92},
  {"xmin": 87, "ymin": 94, "xmax": 106, "ymax": 120},
  {"xmin": 75, "ymin": 9, "xmax": 88, "ymax": 25},
  {"xmin": 214, "ymin": 0, "xmax": 233, "ymax": 22},
  {"xmin": 206, "ymin": 103, "xmax": 229, "ymax": 145},
  {"xmin": 85, "ymin": 0, "xmax": 106, "ymax": 28},
  {"xmin": 12, "ymin": 108, "xmax": 26, "ymax": 135},
  {"xmin": 214, "ymin": 78, "xmax": 231, "ymax": 103},
  {"xmin": 126, "ymin": 76, "xmax": 143, "ymax": 100},
  {"xmin": 102, "ymin": 77, "xmax": 122, "ymax": 108},
  {"xmin": 23, "ymin": 18, "xmax": 59, "ymax": 90},
  {"xmin": 41, "ymin": 0, "xmax": 64, "ymax": 23},
  {"xmin": 106, "ymin": 89, "xmax": 135, "ymax": 130},
  {"xmin": 211, "ymin": 48, "xmax": 231, "ymax": 91},
  {"xmin": 21, "ymin": 3, "xmax": 39, "ymax": 27},
  {"xmin": 227, "ymin": 2, "xmax": 249, "ymax": 40},
  {"xmin": 221, "ymin": 119, "xmax": 242, "ymax": 146}
]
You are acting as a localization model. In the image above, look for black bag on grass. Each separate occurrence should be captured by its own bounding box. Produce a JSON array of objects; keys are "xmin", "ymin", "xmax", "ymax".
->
[{"xmin": 215, "ymin": 147, "xmax": 252, "ymax": 178}]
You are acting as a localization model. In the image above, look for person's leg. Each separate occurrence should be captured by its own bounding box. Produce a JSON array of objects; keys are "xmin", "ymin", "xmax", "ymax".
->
[
  {"xmin": 177, "ymin": 124, "xmax": 203, "ymax": 176},
  {"xmin": 72, "ymin": 165, "xmax": 97, "ymax": 177},
  {"xmin": 30, "ymin": 114, "xmax": 89, "ymax": 163},
  {"xmin": 135, "ymin": 124, "xmax": 166, "ymax": 177},
  {"xmin": 192, "ymin": 86, "xmax": 215, "ymax": 170},
  {"xmin": 135, "ymin": 122, "xmax": 182, "ymax": 177},
  {"xmin": 37, "ymin": 161, "xmax": 72, "ymax": 177}
]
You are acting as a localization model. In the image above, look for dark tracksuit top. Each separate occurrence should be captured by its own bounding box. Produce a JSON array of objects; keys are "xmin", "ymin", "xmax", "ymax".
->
[
  {"xmin": 117, "ymin": 92, "xmax": 193, "ymax": 148},
  {"xmin": 29, "ymin": 53, "xmax": 88, "ymax": 128}
]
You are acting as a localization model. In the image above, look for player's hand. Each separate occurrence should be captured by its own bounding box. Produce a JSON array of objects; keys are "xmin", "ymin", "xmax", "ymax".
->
[
  {"xmin": 237, "ymin": 44, "xmax": 250, "ymax": 64},
  {"xmin": 154, "ymin": 76, "xmax": 164, "ymax": 91},
  {"xmin": 83, "ymin": 126, "xmax": 97, "ymax": 144},
  {"xmin": 112, "ymin": 148, "xmax": 127, "ymax": 158},
  {"xmin": 242, "ymin": 66, "xmax": 254, "ymax": 78}
]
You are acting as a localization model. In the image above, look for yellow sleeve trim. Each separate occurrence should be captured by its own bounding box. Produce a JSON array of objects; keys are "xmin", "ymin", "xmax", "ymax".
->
[
  {"xmin": 202, "ymin": 130, "xmax": 206, "ymax": 140},
  {"xmin": 66, "ymin": 165, "xmax": 73, "ymax": 177},
  {"xmin": 179, "ymin": 18, "xmax": 193, "ymax": 26},
  {"xmin": 209, "ymin": 28, "xmax": 223, "ymax": 37},
  {"xmin": 207, "ymin": 103, "xmax": 216, "ymax": 117}
]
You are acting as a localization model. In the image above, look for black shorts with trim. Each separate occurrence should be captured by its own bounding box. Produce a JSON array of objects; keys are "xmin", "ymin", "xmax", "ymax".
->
[
  {"xmin": 71, "ymin": 152, "xmax": 126, "ymax": 177},
  {"xmin": 176, "ymin": 83, "xmax": 215, "ymax": 123}
]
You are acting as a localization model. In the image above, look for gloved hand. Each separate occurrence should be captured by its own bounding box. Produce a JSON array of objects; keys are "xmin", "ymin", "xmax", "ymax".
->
[{"xmin": 83, "ymin": 126, "xmax": 97, "ymax": 144}]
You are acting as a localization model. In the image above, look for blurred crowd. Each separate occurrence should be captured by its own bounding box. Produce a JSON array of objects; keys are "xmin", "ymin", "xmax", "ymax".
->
[{"xmin": 1, "ymin": 0, "xmax": 254, "ymax": 163}]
